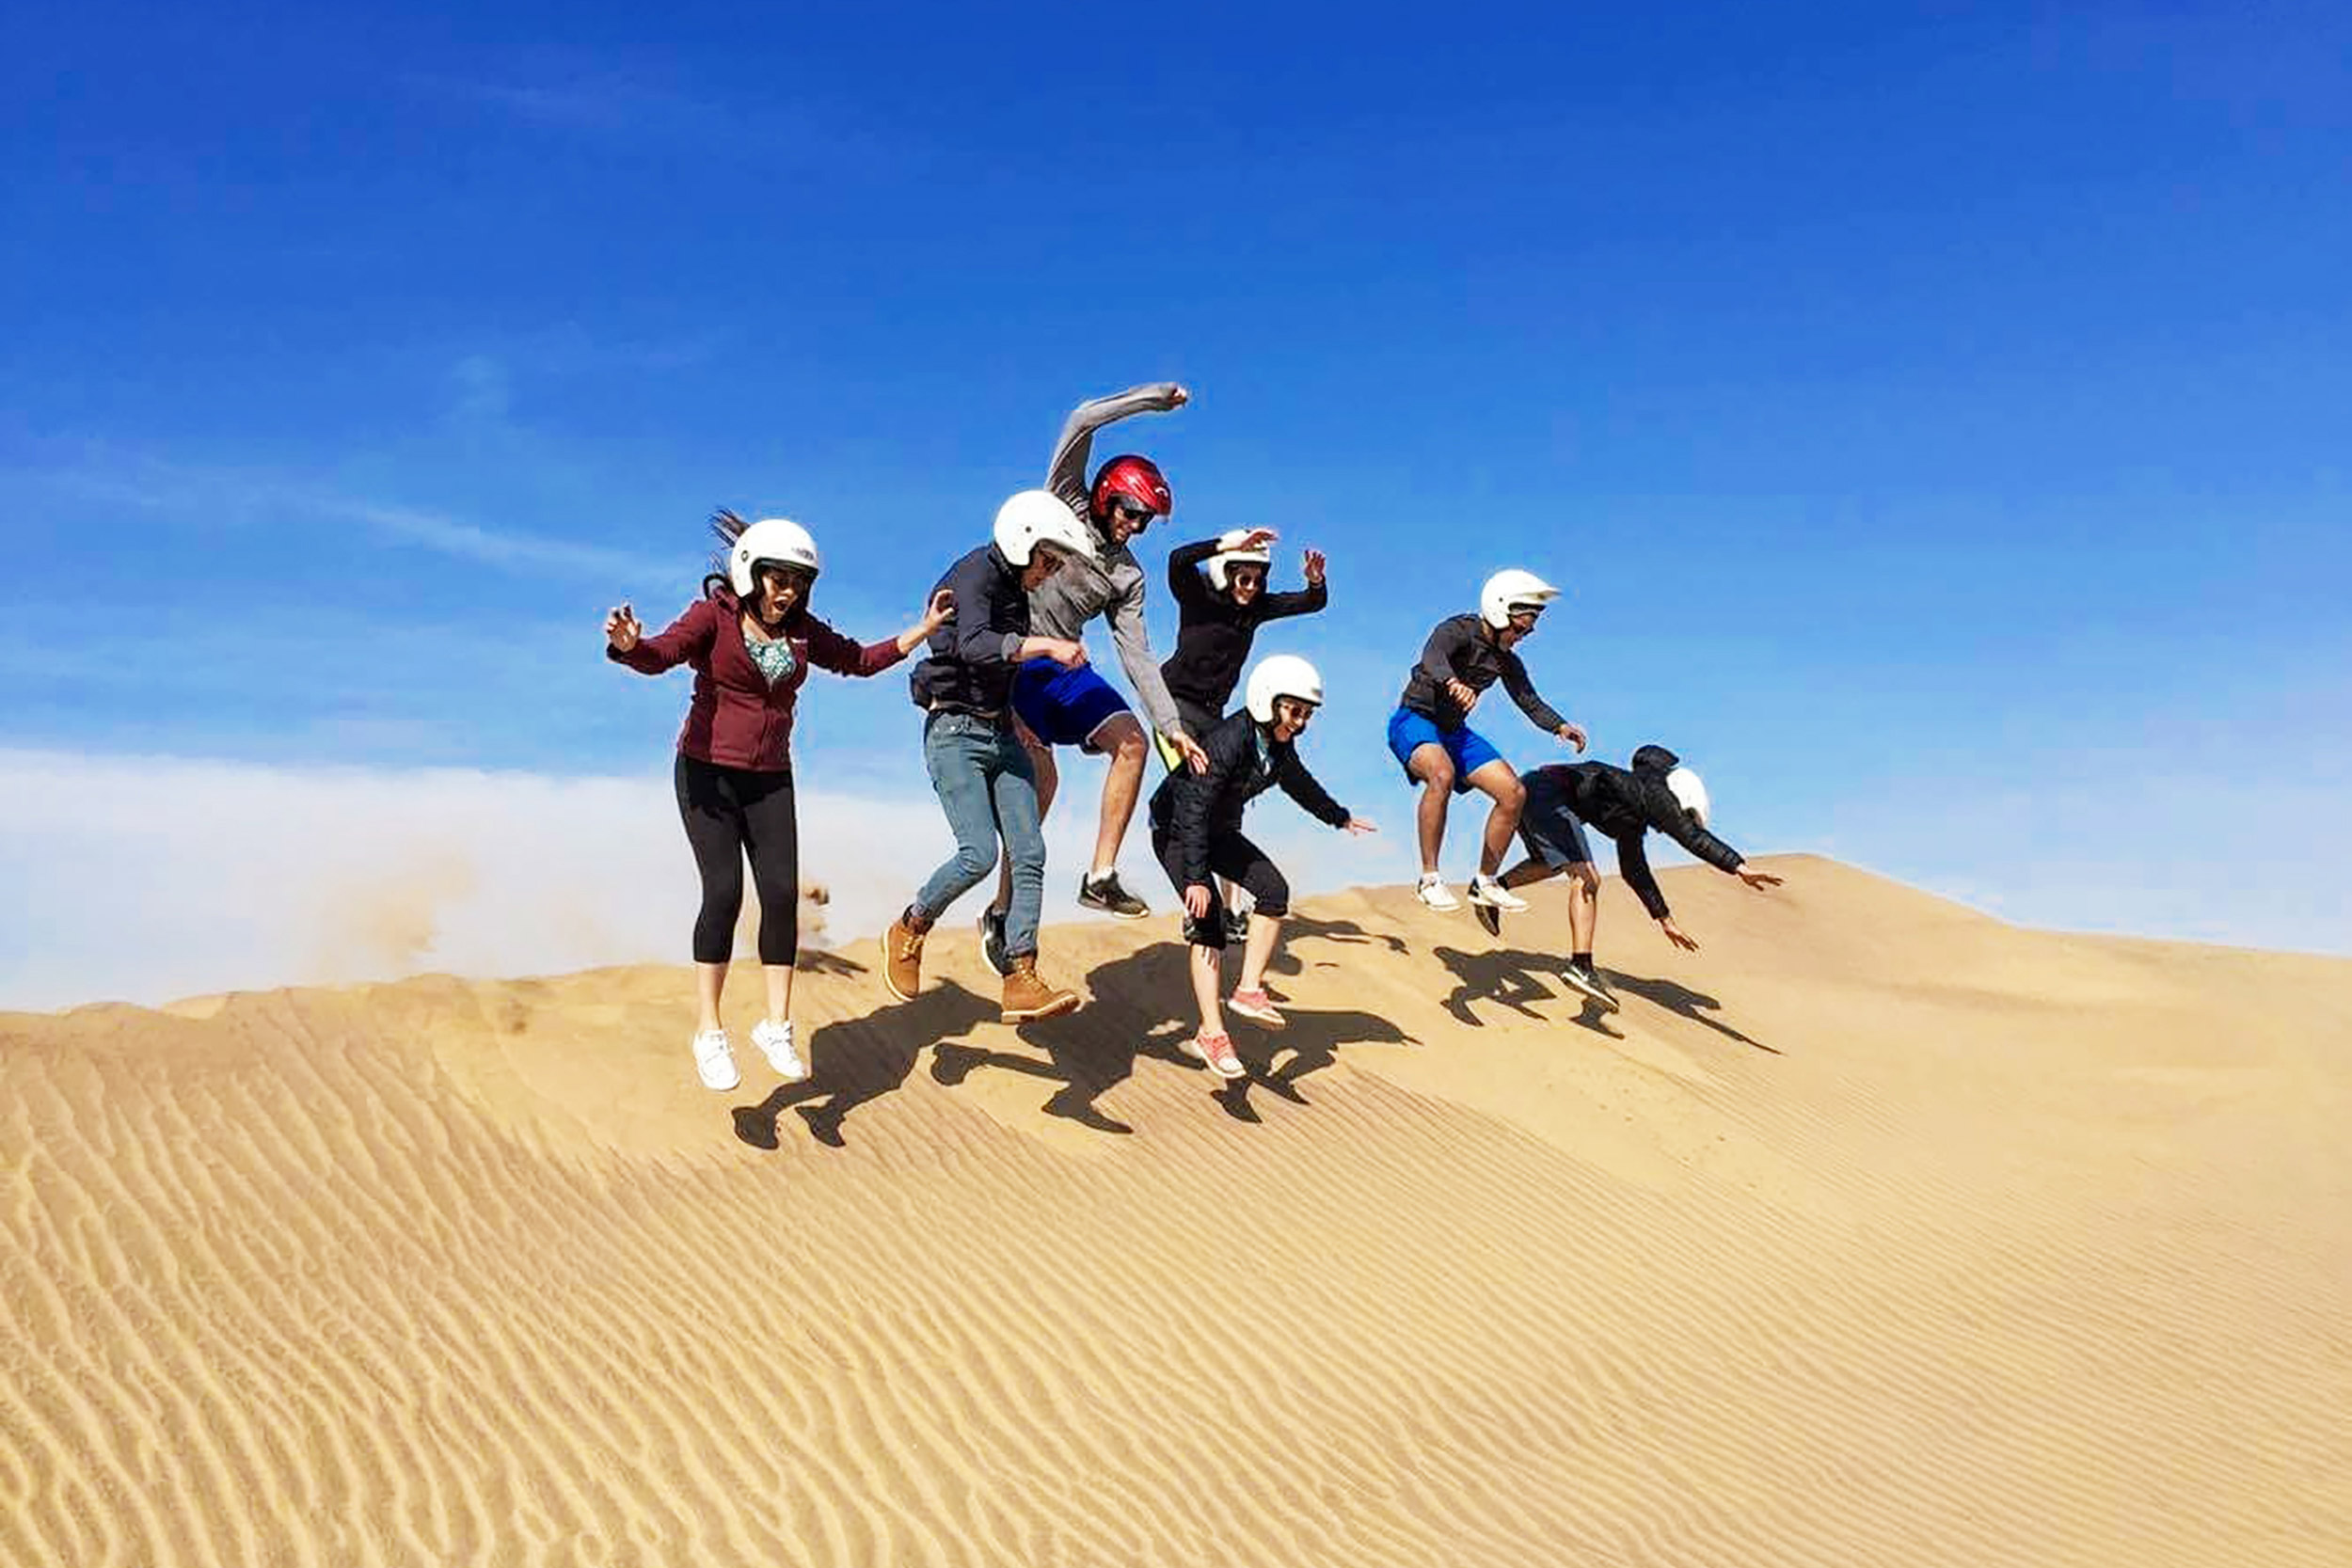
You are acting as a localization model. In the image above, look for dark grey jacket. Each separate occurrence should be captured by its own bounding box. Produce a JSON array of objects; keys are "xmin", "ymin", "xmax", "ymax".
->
[
  {"xmin": 1398, "ymin": 613, "xmax": 1567, "ymax": 734},
  {"xmin": 908, "ymin": 544, "xmax": 1030, "ymax": 718}
]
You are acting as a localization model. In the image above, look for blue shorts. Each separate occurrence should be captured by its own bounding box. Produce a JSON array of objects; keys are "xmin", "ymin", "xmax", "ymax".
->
[
  {"xmin": 1386, "ymin": 707, "xmax": 1502, "ymax": 795},
  {"xmin": 1012, "ymin": 658, "xmax": 1133, "ymax": 751},
  {"xmin": 1517, "ymin": 768, "xmax": 1596, "ymax": 869}
]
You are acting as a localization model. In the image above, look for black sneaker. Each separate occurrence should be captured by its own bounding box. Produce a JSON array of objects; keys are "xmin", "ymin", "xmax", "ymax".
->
[
  {"xmin": 1474, "ymin": 901, "xmax": 1502, "ymax": 938},
  {"xmin": 1224, "ymin": 906, "xmax": 1251, "ymax": 943},
  {"xmin": 1562, "ymin": 961, "xmax": 1620, "ymax": 1014},
  {"xmin": 1077, "ymin": 871, "xmax": 1151, "ymax": 920},
  {"xmin": 977, "ymin": 907, "xmax": 1010, "ymax": 977}
]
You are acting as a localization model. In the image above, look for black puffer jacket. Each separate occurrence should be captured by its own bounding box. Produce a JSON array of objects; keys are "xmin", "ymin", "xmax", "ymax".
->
[
  {"xmin": 1528, "ymin": 744, "xmax": 1745, "ymax": 919},
  {"xmin": 1149, "ymin": 710, "xmax": 1352, "ymax": 888},
  {"xmin": 1159, "ymin": 536, "xmax": 1329, "ymax": 715}
]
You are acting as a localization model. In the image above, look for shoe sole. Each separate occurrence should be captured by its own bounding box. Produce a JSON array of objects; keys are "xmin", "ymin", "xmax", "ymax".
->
[
  {"xmin": 1079, "ymin": 898, "xmax": 1152, "ymax": 921},
  {"xmin": 1228, "ymin": 1003, "xmax": 1287, "ymax": 1031},
  {"xmin": 1417, "ymin": 895, "xmax": 1460, "ymax": 913},
  {"xmin": 1466, "ymin": 890, "xmax": 1528, "ymax": 912},
  {"xmin": 1474, "ymin": 906, "xmax": 1501, "ymax": 937},
  {"xmin": 1561, "ymin": 970, "xmax": 1622, "ymax": 1014},
  {"xmin": 1002, "ymin": 992, "xmax": 1081, "ymax": 1024},
  {"xmin": 882, "ymin": 966, "xmax": 920, "ymax": 1004},
  {"xmin": 761, "ymin": 1056, "xmax": 808, "ymax": 1081}
]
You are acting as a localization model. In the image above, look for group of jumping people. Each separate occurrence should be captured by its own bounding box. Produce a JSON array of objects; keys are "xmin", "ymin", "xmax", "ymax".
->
[{"xmin": 605, "ymin": 382, "xmax": 1783, "ymax": 1093}]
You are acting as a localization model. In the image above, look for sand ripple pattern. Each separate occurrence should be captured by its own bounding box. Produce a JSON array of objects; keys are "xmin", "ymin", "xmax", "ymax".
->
[{"xmin": 5, "ymin": 858, "xmax": 2349, "ymax": 1566}]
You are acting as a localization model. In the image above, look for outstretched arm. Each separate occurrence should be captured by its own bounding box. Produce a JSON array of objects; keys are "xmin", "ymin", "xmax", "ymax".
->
[
  {"xmin": 1273, "ymin": 751, "xmax": 1354, "ymax": 830},
  {"xmin": 1497, "ymin": 648, "xmax": 1570, "ymax": 736},
  {"xmin": 1047, "ymin": 382, "xmax": 1188, "ymax": 512},
  {"xmin": 606, "ymin": 597, "xmax": 715, "ymax": 674}
]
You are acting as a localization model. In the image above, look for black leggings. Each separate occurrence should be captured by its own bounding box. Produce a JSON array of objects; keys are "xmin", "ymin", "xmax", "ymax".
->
[
  {"xmin": 675, "ymin": 753, "xmax": 800, "ymax": 965},
  {"xmin": 1151, "ymin": 823, "xmax": 1290, "ymax": 949}
]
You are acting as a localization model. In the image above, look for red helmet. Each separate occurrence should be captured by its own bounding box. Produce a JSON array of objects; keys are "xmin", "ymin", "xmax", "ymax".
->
[{"xmin": 1089, "ymin": 454, "xmax": 1172, "ymax": 526}]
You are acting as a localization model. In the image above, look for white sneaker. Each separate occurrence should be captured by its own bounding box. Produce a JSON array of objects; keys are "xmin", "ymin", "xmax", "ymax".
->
[
  {"xmin": 1467, "ymin": 875, "xmax": 1528, "ymax": 913},
  {"xmin": 1416, "ymin": 875, "xmax": 1460, "ymax": 912},
  {"xmin": 752, "ymin": 1018, "xmax": 806, "ymax": 1080},
  {"xmin": 691, "ymin": 1028, "xmax": 739, "ymax": 1092}
]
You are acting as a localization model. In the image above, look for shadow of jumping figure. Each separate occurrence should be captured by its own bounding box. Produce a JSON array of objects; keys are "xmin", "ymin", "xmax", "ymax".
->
[
  {"xmin": 1430, "ymin": 944, "xmax": 1626, "ymax": 1038},
  {"xmin": 1604, "ymin": 972, "xmax": 1779, "ymax": 1053},
  {"xmin": 927, "ymin": 942, "xmax": 1201, "ymax": 1136},
  {"xmin": 1216, "ymin": 1004, "xmax": 1422, "ymax": 1121},
  {"xmin": 733, "ymin": 982, "xmax": 997, "ymax": 1149}
]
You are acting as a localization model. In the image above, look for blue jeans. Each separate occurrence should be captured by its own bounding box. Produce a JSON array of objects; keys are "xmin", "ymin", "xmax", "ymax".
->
[{"xmin": 914, "ymin": 710, "xmax": 1046, "ymax": 958}]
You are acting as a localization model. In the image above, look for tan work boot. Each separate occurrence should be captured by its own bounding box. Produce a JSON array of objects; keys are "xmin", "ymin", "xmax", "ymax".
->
[
  {"xmin": 882, "ymin": 913, "xmax": 928, "ymax": 1003},
  {"xmin": 1000, "ymin": 955, "xmax": 1079, "ymax": 1023}
]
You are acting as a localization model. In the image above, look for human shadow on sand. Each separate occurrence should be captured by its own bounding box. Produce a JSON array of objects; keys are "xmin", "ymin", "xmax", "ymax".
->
[
  {"xmin": 733, "ymin": 981, "xmax": 996, "ymax": 1150},
  {"xmin": 1212, "ymin": 1002, "xmax": 1422, "ymax": 1123},
  {"xmin": 1432, "ymin": 945, "xmax": 1625, "ymax": 1039},
  {"xmin": 1603, "ymin": 972, "xmax": 1779, "ymax": 1053}
]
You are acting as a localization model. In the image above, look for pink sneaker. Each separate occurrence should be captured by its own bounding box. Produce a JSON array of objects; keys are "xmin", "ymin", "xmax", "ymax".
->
[
  {"xmin": 1182, "ymin": 1029, "xmax": 1248, "ymax": 1081},
  {"xmin": 1226, "ymin": 988, "xmax": 1287, "ymax": 1031}
]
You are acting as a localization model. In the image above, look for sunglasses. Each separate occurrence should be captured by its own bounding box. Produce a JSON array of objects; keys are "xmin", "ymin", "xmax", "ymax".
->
[
  {"xmin": 1229, "ymin": 567, "xmax": 1267, "ymax": 586},
  {"xmin": 1108, "ymin": 499, "xmax": 1159, "ymax": 525}
]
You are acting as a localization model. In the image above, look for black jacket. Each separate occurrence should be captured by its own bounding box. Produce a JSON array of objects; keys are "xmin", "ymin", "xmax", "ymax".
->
[
  {"xmin": 1529, "ymin": 745, "xmax": 1744, "ymax": 920},
  {"xmin": 1149, "ymin": 711, "xmax": 1352, "ymax": 888},
  {"xmin": 908, "ymin": 544, "xmax": 1029, "ymax": 718},
  {"xmin": 1397, "ymin": 613, "xmax": 1566, "ymax": 733},
  {"xmin": 1158, "ymin": 536, "xmax": 1329, "ymax": 714}
]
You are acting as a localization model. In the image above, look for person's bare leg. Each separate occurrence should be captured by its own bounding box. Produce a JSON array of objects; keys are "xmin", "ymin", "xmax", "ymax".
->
[
  {"xmin": 1088, "ymin": 714, "xmax": 1148, "ymax": 879},
  {"xmin": 694, "ymin": 960, "xmax": 727, "ymax": 1035},
  {"xmin": 1234, "ymin": 910, "xmax": 1283, "ymax": 994},
  {"xmin": 1188, "ymin": 942, "xmax": 1223, "ymax": 1035},
  {"xmin": 994, "ymin": 731, "xmax": 1057, "ymax": 913},
  {"xmin": 1408, "ymin": 745, "xmax": 1456, "ymax": 875},
  {"xmin": 1568, "ymin": 863, "xmax": 1599, "ymax": 954},
  {"xmin": 1463, "ymin": 758, "xmax": 1527, "ymax": 878},
  {"xmin": 1499, "ymin": 857, "xmax": 1559, "ymax": 891},
  {"xmin": 762, "ymin": 962, "xmax": 793, "ymax": 1025}
]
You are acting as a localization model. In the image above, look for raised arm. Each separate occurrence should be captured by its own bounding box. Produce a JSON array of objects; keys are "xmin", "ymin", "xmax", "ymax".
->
[
  {"xmin": 607, "ymin": 596, "xmax": 716, "ymax": 674},
  {"xmin": 1046, "ymin": 382, "xmax": 1187, "ymax": 511},
  {"xmin": 1257, "ymin": 578, "xmax": 1327, "ymax": 623},
  {"xmin": 1166, "ymin": 535, "xmax": 1221, "ymax": 610}
]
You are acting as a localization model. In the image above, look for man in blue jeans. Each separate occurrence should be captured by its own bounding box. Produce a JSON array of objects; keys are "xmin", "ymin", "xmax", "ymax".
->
[{"xmin": 886, "ymin": 492, "xmax": 1096, "ymax": 1023}]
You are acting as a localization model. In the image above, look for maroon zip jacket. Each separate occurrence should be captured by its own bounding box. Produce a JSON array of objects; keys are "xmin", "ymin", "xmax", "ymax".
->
[{"xmin": 609, "ymin": 587, "xmax": 905, "ymax": 770}]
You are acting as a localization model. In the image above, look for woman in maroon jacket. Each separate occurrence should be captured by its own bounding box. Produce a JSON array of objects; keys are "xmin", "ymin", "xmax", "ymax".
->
[{"xmin": 606, "ymin": 512, "xmax": 951, "ymax": 1093}]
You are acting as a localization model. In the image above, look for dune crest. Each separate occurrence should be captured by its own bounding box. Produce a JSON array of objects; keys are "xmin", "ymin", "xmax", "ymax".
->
[{"xmin": 6, "ymin": 855, "xmax": 2349, "ymax": 1566}]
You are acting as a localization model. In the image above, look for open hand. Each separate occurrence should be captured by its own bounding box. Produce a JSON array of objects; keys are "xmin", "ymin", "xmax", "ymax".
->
[
  {"xmin": 605, "ymin": 604, "xmax": 643, "ymax": 652},
  {"xmin": 1236, "ymin": 527, "xmax": 1279, "ymax": 551},
  {"xmin": 1739, "ymin": 869, "xmax": 1784, "ymax": 891},
  {"xmin": 1557, "ymin": 721, "xmax": 1588, "ymax": 753},
  {"xmin": 1184, "ymin": 884, "xmax": 1213, "ymax": 920},
  {"xmin": 1173, "ymin": 731, "xmax": 1211, "ymax": 774},
  {"xmin": 1303, "ymin": 547, "xmax": 1327, "ymax": 585},
  {"xmin": 1343, "ymin": 817, "xmax": 1378, "ymax": 836},
  {"xmin": 921, "ymin": 587, "xmax": 954, "ymax": 633},
  {"xmin": 1659, "ymin": 917, "xmax": 1700, "ymax": 953}
]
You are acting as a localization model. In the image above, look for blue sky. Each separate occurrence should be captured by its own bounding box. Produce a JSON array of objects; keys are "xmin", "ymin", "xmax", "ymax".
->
[{"xmin": 5, "ymin": 2, "xmax": 2349, "ymax": 1001}]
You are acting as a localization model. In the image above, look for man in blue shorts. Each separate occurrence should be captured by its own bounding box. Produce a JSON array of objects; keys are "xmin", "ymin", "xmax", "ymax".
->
[
  {"xmin": 1389, "ymin": 568, "xmax": 1587, "ymax": 914},
  {"xmin": 980, "ymin": 381, "xmax": 1211, "ymax": 974},
  {"xmin": 1474, "ymin": 744, "xmax": 1784, "ymax": 1011}
]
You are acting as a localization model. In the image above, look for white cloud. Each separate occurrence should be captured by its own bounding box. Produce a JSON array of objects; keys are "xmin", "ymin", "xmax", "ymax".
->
[{"xmin": 0, "ymin": 749, "xmax": 1371, "ymax": 1012}]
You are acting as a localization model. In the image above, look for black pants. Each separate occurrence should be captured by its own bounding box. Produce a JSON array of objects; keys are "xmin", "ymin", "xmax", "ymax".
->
[
  {"xmin": 1151, "ymin": 822, "xmax": 1289, "ymax": 949},
  {"xmin": 675, "ymin": 753, "xmax": 800, "ymax": 965}
]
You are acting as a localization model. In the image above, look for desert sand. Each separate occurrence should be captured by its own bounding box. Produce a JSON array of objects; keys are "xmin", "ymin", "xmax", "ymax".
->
[{"xmin": 5, "ymin": 854, "xmax": 2348, "ymax": 1566}]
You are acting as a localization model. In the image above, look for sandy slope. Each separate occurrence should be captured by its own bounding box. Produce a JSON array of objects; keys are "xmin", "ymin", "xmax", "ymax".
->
[{"xmin": 5, "ymin": 855, "xmax": 2348, "ymax": 1567}]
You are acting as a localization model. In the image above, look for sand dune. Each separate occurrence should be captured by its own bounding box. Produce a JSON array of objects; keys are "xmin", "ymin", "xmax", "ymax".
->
[{"xmin": 5, "ymin": 854, "xmax": 2348, "ymax": 1566}]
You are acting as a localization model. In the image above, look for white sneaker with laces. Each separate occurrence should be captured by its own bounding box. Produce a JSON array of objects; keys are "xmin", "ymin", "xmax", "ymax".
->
[
  {"xmin": 1416, "ymin": 875, "xmax": 1460, "ymax": 912},
  {"xmin": 752, "ymin": 1018, "xmax": 806, "ymax": 1080},
  {"xmin": 691, "ymin": 1028, "xmax": 740, "ymax": 1092},
  {"xmin": 1467, "ymin": 875, "xmax": 1529, "ymax": 912}
]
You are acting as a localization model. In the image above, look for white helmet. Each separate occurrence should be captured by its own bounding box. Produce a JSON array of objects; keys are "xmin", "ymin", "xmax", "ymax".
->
[
  {"xmin": 1245, "ymin": 653, "xmax": 1324, "ymax": 724},
  {"xmin": 1480, "ymin": 567, "xmax": 1562, "ymax": 629},
  {"xmin": 1205, "ymin": 529, "xmax": 1274, "ymax": 593},
  {"xmin": 993, "ymin": 489, "xmax": 1099, "ymax": 567},
  {"xmin": 1665, "ymin": 766, "xmax": 1711, "ymax": 829},
  {"xmin": 728, "ymin": 517, "xmax": 822, "ymax": 597}
]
